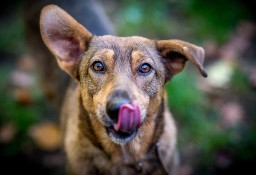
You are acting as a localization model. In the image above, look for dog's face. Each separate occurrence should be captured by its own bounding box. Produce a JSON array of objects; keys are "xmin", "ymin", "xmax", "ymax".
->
[
  {"xmin": 79, "ymin": 36, "xmax": 166, "ymax": 143},
  {"xmin": 40, "ymin": 5, "xmax": 207, "ymax": 144}
]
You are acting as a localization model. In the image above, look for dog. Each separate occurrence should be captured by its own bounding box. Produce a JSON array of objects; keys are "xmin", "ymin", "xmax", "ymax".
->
[{"xmin": 39, "ymin": 4, "xmax": 207, "ymax": 175}]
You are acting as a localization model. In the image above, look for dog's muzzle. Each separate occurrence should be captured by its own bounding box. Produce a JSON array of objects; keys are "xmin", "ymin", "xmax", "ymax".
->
[
  {"xmin": 114, "ymin": 101, "xmax": 141, "ymax": 132},
  {"xmin": 106, "ymin": 98, "xmax": 141, "ymax": 144}
]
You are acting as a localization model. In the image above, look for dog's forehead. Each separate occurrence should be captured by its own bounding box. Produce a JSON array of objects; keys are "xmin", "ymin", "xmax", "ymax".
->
[{"xmin": 90, "ymin": 35, "xmax": 156, "ymax": 53}]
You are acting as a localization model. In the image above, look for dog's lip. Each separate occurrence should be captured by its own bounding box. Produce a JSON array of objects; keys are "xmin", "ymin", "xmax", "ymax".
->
[{"xmin": 105, "ymin": 126, "xmax": 137, "ymax": 144}]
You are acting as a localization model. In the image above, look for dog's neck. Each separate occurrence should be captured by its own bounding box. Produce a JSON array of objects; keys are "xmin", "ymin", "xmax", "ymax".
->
[{"xmin": 78, "ymin": 97, "xmax": 166, "ymax": 169}]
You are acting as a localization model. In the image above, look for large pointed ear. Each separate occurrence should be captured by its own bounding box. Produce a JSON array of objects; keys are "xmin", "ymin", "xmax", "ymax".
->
[
  {"xmin": 40, "ymin": 4, "xmax": 93, "ymax": 79},
  {"xmin": 156, "ymin": 39, "xmax": 207, "ymax": 81}
]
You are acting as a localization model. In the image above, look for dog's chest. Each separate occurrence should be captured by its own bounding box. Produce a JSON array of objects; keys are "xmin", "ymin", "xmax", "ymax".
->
[{"xmin": 107, "ymin": 145, "xmax": 168, "ymax": 175}]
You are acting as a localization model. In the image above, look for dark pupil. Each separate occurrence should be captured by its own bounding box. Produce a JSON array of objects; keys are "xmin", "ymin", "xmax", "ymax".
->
[
  {"xmin": 93, "ymin": 62, "xmax": 104, "ymax": 71},
  {"xmin": 140, "ymin": 64, "xmax": 150, "ymax": 73}
]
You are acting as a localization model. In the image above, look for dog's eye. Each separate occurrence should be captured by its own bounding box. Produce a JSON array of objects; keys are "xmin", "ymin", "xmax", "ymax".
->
[
  {"xmin": 92, "ymin": 61, "xmax": 105, "ymax": 72},
  {"xmin": 138, "ymin": 63, "xmax": 152, "ymax": 75}
]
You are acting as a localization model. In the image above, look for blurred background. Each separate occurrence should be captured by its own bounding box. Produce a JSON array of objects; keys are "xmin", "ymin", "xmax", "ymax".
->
[{"xmin": 0, "ymin": 0, "xmax": 256, "ymax": 174}]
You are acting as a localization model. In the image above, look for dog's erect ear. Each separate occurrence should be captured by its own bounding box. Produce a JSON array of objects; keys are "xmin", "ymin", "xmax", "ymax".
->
[
  {"xmin": 156, "ymin": 40, "xmax": 207, "ymax": 81},
  {"xmin": 40, "ymin": 4, "xmax": 93, "ymax": 79}
]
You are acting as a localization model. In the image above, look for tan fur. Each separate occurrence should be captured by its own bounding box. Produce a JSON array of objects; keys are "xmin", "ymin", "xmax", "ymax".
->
[{"xmin": 40, "ymin": 4, "xmax": 207, "ymax": 175}]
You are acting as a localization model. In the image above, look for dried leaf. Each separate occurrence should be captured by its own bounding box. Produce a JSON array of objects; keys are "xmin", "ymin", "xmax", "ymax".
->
[{"xmin": 30, "ymin": 122, "xmax": 61, "ymax": 150}]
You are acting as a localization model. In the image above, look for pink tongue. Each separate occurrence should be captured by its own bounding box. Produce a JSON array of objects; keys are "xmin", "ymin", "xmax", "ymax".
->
[{"xmin": 113, "ymin": 101, "xmax": 141, "ymax": 133}]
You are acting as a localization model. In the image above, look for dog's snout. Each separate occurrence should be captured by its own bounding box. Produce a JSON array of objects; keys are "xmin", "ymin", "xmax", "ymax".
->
[
  {"xmin": 106, "ymin": 102, "xmax": 121, "ymax": 122},
  {"xmin": 106, "ymin": 98, "xmax": 131, "ymax": 123}
]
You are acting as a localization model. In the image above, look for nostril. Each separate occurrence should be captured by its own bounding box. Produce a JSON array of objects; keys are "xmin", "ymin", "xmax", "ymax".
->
[{"xmin": 106, "ymin": 102, "xmax": 123, "ymax": 123}]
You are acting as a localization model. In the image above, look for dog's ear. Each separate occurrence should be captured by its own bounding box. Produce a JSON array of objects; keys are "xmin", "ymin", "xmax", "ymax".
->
[
  {"xmin": 156, "ymin": 40, "xmax": 207, "ymax": 81},
  {"xmin": 40, "ymin": 4, "xmax": 93, "ymax": 79}
]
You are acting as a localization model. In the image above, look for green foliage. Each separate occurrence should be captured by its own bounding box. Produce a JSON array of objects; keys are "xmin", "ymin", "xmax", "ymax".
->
[
  {"xmin": 114, "ymin": 0, "xmax": 250, "ymax": 42},
  {"xmin": 0, "ymin": 8, "xmax": 27, "ymax": 55},
  {"xmin": 166, "ymin": 70, "xmax": 228, "ymax": 161},
  {"xmin": 179, "ymin": 0, "xmax": 249, "ymax": 42},
  {"xmin": 230, "ymin": 67, "xmax": 250, "ymax": 94},
  {"xmin": 0, "ymin": 65, "xmax": 41, "ymax": 155},
  {"xmin": 166, "ymin": 66, "xmax": 256, "ymax": 167},
  {"xmin": 114, "ymin": 0, "xmax": 172, "ymax": 37}
]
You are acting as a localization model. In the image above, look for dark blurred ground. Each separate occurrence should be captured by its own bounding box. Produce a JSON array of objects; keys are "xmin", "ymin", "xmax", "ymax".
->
[{"xmin": 0, "ymin": 0, "xmax": 256, "ymax": 175}]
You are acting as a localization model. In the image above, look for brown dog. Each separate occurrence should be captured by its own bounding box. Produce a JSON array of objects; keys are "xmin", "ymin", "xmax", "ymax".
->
[{"xmin": 40, "ymin": 4, "xmax": 207, "ymax": 175}]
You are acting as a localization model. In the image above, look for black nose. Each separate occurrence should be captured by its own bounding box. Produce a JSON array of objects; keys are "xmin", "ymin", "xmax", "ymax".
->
[{"xmin": 106, "ymin": 99, "xmax": 131, "ymax": 123}]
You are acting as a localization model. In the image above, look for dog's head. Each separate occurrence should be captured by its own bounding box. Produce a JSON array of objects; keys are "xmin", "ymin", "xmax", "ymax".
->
[{"xmin": 40, "ymin": 5, "xmax": 207, "ymax": 144}]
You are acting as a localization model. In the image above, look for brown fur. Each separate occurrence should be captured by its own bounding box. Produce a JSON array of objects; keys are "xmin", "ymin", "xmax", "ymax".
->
[{"xmin": 40, "ymin": 4, "xmax": 207, "ymax": 175}]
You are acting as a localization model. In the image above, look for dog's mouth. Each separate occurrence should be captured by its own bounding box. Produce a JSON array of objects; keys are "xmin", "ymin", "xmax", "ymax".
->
[
  {"xmin": 106, "ymin": 126, "xmax": 138, "ymax": 144},
  {"xmin": 105, "ymin": 101, "xmax": 141, "ymax": 144}
]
